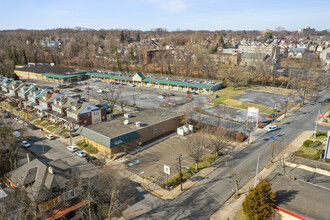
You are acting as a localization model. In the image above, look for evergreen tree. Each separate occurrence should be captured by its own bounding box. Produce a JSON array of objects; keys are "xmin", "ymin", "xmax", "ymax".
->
[
  {"xmin": 120, "ymin": 31, "xmax": 125, "ymax": 43},
  {"xmin": 136, "ymin": 32, "xmax": 141, "ymax": 42},
  {"xmin": 242, "ymin": 179, "xmax": 276, "ymax": 220},
  {"xmin": 218, "ymin": 36, "xmax": 225, "ymax": 48}
]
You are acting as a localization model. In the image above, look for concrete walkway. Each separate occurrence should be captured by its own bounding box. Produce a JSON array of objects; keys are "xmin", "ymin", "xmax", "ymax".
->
[{"xmin": 210, "ymin": 130, "xmax": 313, "ymax": 220}]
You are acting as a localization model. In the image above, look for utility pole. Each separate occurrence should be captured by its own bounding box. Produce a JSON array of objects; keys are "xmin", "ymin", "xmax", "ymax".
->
[
  {"xmin": 223, "ymin": 104, "xmax": 226, "ymax": 119},
  {"xmin": 313, "ymin": 109, "xmax": 320, "ymax": 143},
  {"xmin": 177, "ymin": 154, "xmax": 183, "ymax": 191},
  {"xmin": 69, "ymin": 130, "xmax": 72, "ymax": 146},
  {"xmin": 254, "ymin": 153, "xmax": 260, "ymax": 188},
  {"xmin": 284, "ymin": 100, "xmax": 289, "ymax": 117},
  {"xmin": 270, "ymin": 136, "xmax": 275, "ymax": 162}
]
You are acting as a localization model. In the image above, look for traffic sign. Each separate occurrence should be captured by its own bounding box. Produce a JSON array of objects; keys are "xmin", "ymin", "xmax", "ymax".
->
[
  {"xmin": 164, "ymin": 165, "xmax": 171, "ymax": 175},
  {"xmin": 271, "ymin": 113, "xmax": 276, "ymax": 117},
  {"xmin": 284, "ymin": 100, "xmax": 289, "ymax": 104},
  {"xmin": 270, "ymin": 136, "xmax": 275, "ymax": 140},
  {"xmin": 246, "ymin": 129, "xmax": 251, "ymax": 133}
]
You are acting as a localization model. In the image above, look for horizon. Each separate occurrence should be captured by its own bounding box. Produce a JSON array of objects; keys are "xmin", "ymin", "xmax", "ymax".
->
[{"xmin": 0, "ymin": 0, "xmax": 329, "ymax": 31}]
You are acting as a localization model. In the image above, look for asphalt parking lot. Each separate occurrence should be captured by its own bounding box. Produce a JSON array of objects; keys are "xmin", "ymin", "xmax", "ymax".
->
[
  {"xmin": 236, "ymin": 90, "xmax": 292, "ymax": 109},
  {"xmin": 125, "ymin": 133, "xmax": 236, "ymax": 185}
]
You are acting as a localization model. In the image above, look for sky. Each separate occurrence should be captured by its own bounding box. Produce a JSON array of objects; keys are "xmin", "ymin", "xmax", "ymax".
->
[{"xmin": 0, "ymin": 0, "xmax": 329, "ymax": 31}]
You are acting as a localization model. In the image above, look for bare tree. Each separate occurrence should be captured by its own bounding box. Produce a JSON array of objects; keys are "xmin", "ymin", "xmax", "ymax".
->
[
  {"xmin": 0, "ymin": 119, "xmax": 26, "ymax": 171},
  {"xmin": 209, "ymin": 129, "xmax": 228, "ymax": 157},
  {"xmin": 184, "ymin": 134, "xmax": 208, "ymax": 170},
  {"xmin": 102, "ymin": 84, "xmax": 122, "ymax": 116},
  {"xmin": 225, "ymin": 160, "xmax": 247, "ymax": 197}
]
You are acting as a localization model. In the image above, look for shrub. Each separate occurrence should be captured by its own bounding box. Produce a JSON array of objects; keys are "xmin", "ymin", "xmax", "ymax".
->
[
  {"xmin": 316, "ymin": 131, "xmax": 327, "ymax": 137},
  {"xmin": 293, "ymin": 150, "xmax": 319, "ymax": 160},
  {"xmin": 303, "ymin": 140, "xmax": 313, "ymax": 147}
]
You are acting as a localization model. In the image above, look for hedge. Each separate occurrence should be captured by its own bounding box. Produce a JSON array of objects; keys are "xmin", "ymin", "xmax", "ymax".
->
[
  {"xmin": 303, "ymin": 140, "xmax": 321, "ymax": 147},
  {"xmin": 316, "ymin": 131, "xmax": 327, "ymax": 137},
  {"xmin": 293, "ymin": 151, "xmax": 319, "ymax": 160}
]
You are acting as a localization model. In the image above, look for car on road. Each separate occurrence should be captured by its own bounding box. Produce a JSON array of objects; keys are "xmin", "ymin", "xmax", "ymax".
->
[
  {"xmin": 267, "ymin": 125, "xmax": 279, "ymax": 132},
  {"xmin": 94, "ymin": 80, "xmax": 101, "ymax": 82},
  {"xmin": 67, "ymin": 145, "xmax": 78, "ymax": 152},
  {"xmin": 158, "ymin": 95, "xmax": 166, "ymax": 99},
  {"xmin": 75, "ymin": 151, "xmax": 87, "ymax": 158},
  {"xmin": 97, "ymin": 89, "xmax": 103, "ymax": 93},
  {"xmin": 18, "ymin": 120, "xmax": 24, "ymax": 124},
  {"xmin": 46, "ymin": 134, "xmax": 55, "ymax": 140},
  {"xmin": 84, "ymin": 87, "xmax": 91, "ymax": 90},
  {"xmin": 22, "ymin": 141, "xmax": 31, "ymax": 148},
  {"xmin": 14, "ymin": 117, "xmax": 20, "ymax": 121}
]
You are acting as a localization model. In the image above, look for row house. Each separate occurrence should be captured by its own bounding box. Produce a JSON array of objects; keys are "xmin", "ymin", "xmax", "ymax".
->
[
  {"xmin": 25, "ymin": 88, "xmax": 53, "ymax": 108},
  {"xmin": 5, "ymin": 81, "xmax": 25, "ymax": 102},
  {"xmin": 34, "ymin": 92, "xmax": 62, "ymax": 117},
  {"xmin": 17, "ymin": 84, "xmax": 36, "ymax": 108},
  {"xmin": 0, "ymin": 77, "xmax": 11, "ymax": 93}
]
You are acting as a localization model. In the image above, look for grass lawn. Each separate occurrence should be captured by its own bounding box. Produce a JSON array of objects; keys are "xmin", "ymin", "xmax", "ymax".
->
[
  {"xmin": 211, "ymin": 87, "xmax": 275, "ymax": 115},
  {"xmin": 76, "ymin": 141, "xmax": 99, "ymax": 154},
  {"xmin": 34, "ymin": 119, "xmax": 45, "ymax": 125},
  {"xmin": 162, "ymin": 153, "xmax": 219, "ymax": 189},
  {"xmin": 40, "ymin": 122, "xmax": 52, "ymax": 127},
  {"xmin": 48, "ymin": 125, "xmax": 59, "ymax": 132}
]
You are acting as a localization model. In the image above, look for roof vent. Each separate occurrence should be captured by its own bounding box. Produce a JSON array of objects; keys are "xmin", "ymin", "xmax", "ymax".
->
[
  {"xmin": 123, "ymin": 120, "xmax": 129, "ymax": 125},
  {"xmin": 135, "ymin": 121, "xmax": 143, "ymax": 127},
  {"xmin": 124, "ymin": 113, "xmax": 131, "ymax": 118},
  {"xmin": 48, "ymin": 166, "xmax": 54, "ymax": 175}
]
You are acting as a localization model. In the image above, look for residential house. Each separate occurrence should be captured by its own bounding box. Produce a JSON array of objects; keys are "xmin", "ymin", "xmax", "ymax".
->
[
  {"xmin": 48, "ymin": 96, "xmax": 76, "ymax": 124},
  {"xmin": 4, "ymin": 159, "xmax": 84, "ymax": 218},
  {"xmin": 5, "ymin": 81, "xmax": 24, "ymax": 102},
  {"xmin": 25, "ymin": 88, "xmax": 52, "ymax": 108},
  {"xmin": 320, "ymin": 47, "xmax": 330, "ymax": 70},
  {"xmin": 34, "ymin": 92, "xmax": 62, "ymax": 117},
  {"xmin": 288, "ymin": 47, "xmax": 306, "ymax": 59},
  {"xmin": 17, "ymin": 84, "xmax": 36, "ymax": 108},
  {"xmin": 64, "ymin": 101, "xmax": 107, "ymax": 129}
]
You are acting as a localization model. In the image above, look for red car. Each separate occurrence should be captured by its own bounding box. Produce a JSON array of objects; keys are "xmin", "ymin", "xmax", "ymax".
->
[{"xmin": 84, "ymin": 87, "xmax": 91, "ymax": 90}]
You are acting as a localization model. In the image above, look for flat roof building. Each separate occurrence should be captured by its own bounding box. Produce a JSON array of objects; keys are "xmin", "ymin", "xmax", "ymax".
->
[{"xmin": 78, "ymin": 108, "xmax": 181, "ymax": 154}]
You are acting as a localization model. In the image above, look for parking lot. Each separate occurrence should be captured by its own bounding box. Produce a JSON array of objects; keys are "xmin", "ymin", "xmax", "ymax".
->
[
  {"xmin": 236, "ymin": 90, "xmax": 300, "ymax": 110},
  {"xmin": 124, "ymin": 133, "xmax": 237, "ymax": 185}
]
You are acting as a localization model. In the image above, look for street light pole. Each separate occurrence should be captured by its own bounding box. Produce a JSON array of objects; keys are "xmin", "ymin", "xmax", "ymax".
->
[
  {"xmin": 42, "ymin": 132, "xmax": 45, "ymax": 155},
  {"xmin": 177, "ymin": 154, "xmax": 183, "ymax": 191},
  {"xmin": 69, "ymin": 130, "xmax": 72, "ymax": 146}
]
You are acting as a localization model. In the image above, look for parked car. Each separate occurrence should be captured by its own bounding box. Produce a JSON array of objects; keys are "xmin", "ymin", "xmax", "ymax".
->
[
  {"xmin": 84, "ymin": 87, "xmax": 91, "ymax": 90},
  {"xmin": 23, "ymin": 122, "xmax": 30, "ymax": 126},
  {"xmin": 67, "ymin": 145, "xmax": 78, "ymax": 152},
  {"xmin": 72, "ymin": 88, "xmax": 82, "ymax": 93},
  {"xmin": 192, "ymin": 92, "xmax": 198, "ymax": 95},
  {"xmin": 22, "ymin": 141, "xmax": 31, "ymax": 148},
  {"xmin": 267, "ymin": 125, "xmax": 279, "ymax": 132},
  {"xmin": 85, "ymin": 155, "xmax": 96, "ymax": 162},
  {"xmin": 46, "ymin": 134, "xmax": 55, "ymax": 140},
  {"xmin": 94, "ymin": 80, "xmax": 101, "ymax": 82},
  {"xmin": 18, "ymin": 120, "xmax": 24, "ymax": 124},
  {"xmin": 75, "ymin": 151, "xmax": 87, "ymax": 158},
  {"xmin": 14, "ymin": 117, "xmax": 20, "ymax": 121},
  {"xmin": 97, "ymin": 89, "xmax": 103, "ymax": 94},
  {"xmin": 158, "ymin": 95, "xmax": 166, "ymax": 99}
]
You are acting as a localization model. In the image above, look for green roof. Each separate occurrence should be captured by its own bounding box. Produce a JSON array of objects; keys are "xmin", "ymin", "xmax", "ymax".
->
[
  {"xmin": 142, "ymin": 78, "xmax": 214, "ymax": 89},
  {"xmin": 136, "ymin": 72, "xmax": 145, "ymax": 78},
  {"xmin": 43, "ymin": 72, "xmax": 87, "ymax": 79}
]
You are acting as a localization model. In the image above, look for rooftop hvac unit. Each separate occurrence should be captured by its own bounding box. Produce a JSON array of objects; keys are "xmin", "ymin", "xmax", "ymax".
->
[
  {"xmin": 177, "ymin": 127, "xmax": 185, "ymax": 136},
  {"xmin": 124, "ymin": 113, "xmax": 131, "ymax": 118},
  {"xmin": 135, "ymin": 121, "xmax": 143, "ymax": 127},
  {"xmin": 48, "ymin": 166, "xmax": 54, "ymax": 175},
  {"xmin": 183, "ymin": 125, "xmax": 189, "ymax": 134},
  {"xmin": 188, "ymin": 125, "xmax": 194, "ymax": 132},
  {"xmin": 123, "ymin": 120, "xmax": 129, "ymax": 125}
]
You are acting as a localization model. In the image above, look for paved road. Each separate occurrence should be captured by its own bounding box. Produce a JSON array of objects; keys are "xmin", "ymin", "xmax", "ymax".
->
[
  {"xmin": 3, "ymin": 116, "xmax": 88, "ymax": 167},
  {"xmin": 130, "ymin": 89, "xmax": 330, "ymax": 220}
]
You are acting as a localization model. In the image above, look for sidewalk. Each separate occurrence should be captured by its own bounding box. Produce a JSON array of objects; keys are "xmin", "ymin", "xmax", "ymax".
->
[{"xmin": 210, "ymin": 130, "xmax": 313, "ymax": 220}]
